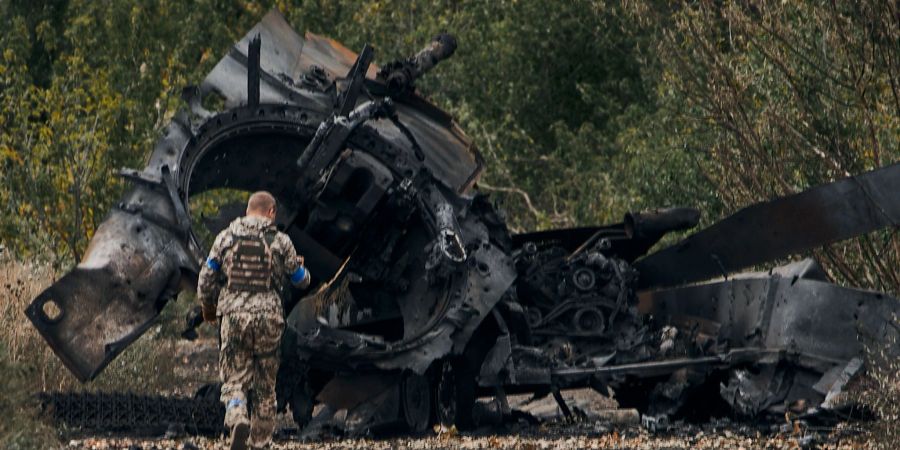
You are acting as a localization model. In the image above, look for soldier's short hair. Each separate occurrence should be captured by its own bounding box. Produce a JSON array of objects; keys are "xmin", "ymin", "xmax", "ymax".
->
[{"xmin": 247, "ymin": 191, "xmax": 276, "ymax": 215}]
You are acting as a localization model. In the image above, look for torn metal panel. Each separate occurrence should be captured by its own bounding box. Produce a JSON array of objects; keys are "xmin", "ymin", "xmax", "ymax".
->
[
  {"xmin": 450, "ymin": 235, "xmax": 517, "ymax": 353},
  {"xmin": 201, "ymin": 10, "xmax": 481, "ymax": 194},
  {"xmin": 644, "ymin": 262, "xmax": 900, "ymax": 365},
  {"xmin": 284, "ymin": 194, "xmax": 515, "ymax": 376},
  {"xmin": 201, "ymin": 12, "xmax": 332, "ymax": 108},
  {"xmin": 640, "ymin": 260, "xmax": 900, "ymax": 415},
  {"xmin": 26, "ymin": 185, "xmax": 196, "ymax": 381},
  {"xmin": 719, "ymin": 365, "xmax": 791, "ymax": 416},
  {"xmin": 478, "ymin": 335, "xmax": 512, "ymax": 387},
  {"xmin": 635, "ymin": 162, "xmax": 900, "ymax": 289},
  {"xmin": 818, "ymin": 357, "xmax": 863, "ymax": 410}
]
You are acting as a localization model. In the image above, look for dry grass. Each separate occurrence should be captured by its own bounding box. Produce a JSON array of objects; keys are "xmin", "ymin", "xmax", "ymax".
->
[
  {"xmin": 859, "ymin": 318, "xmax": 900, "ymax": 449},
  {"xmin": 0, "ymin": 255, "xmax": 210, "ymax": 448},
  {"xmin": 1, "ymin": 256, "xmax": 66, "ymax": 448}
]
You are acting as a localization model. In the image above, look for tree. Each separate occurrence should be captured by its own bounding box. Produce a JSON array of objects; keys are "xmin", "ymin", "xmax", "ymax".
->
[
  {"xmin": 2, "ymin": 0, "xmax": 895, "ymax": 294},
  {"xmin": 627, "ymin": 1, "xmax": 899, "ymax": 293}
]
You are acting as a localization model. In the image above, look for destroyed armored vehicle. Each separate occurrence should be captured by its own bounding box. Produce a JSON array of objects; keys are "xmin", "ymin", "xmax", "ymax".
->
[{"xmin": 27, "ymin": 11, "xmax": 900, "ymax": 434}]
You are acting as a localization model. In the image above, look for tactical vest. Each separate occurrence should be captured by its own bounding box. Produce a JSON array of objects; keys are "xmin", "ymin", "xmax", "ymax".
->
[{"xmin": 225, "ymin": 231, "xmax": 277, "ymax": 293}]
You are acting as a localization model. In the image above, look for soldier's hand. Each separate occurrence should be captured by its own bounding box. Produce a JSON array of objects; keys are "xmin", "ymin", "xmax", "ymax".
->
[
  {"xmin": 296, "ymin": 255, "xmax": 305, "ymax": 267},
  {"xmin": 201, "ymin": 303, "xmax": 217, "ymax": 323}
]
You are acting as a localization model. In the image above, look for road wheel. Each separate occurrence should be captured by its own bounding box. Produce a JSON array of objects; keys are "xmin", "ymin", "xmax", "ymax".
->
[
  {"xmin": 400, "ymin": 371, "xmax": 432, "ymax": 432},
  {"xmin": 433, "ymin": 358, "xmax": 477, "ymax": 430}
]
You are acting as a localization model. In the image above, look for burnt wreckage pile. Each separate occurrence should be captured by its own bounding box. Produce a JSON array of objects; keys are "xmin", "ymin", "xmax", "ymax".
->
[{"xmin": 27, "ymin": 11, "xmax": 900, "ymax": 437}]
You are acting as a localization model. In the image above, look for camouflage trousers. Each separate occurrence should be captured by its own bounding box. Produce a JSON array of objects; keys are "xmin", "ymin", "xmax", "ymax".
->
[{"xmin": 219, "ymin": 311, "xmax": 284, "ymax": 448}]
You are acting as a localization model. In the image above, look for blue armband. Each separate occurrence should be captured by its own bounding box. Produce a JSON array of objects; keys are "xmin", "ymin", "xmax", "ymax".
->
[
  {"xmin": 206, "ymin": 257, "xmax": 221, "ymax": 271},
  {"xmin": 290, "ymin": 266, "xmax": 307, "ymax": 283}
]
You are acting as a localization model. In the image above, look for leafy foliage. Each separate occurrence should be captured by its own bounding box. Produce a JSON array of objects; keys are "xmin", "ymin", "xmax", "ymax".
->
[
  {"xmin": 626, "ymin": 1, "xmax": 900, "ymax": 293},
  {"xmin": 282, "ymin": 0, "xmax": 663, "ymax": 231},
  {"xmin": 0, "ymin": 0, "xmax": 896, "ymax": 291},
  {"xmin": 0, "ymin": 0, "xmax": 263, "ymax": 265},
  {"xmin": 0, "ymin": 1, "xmax": 898, "ymax": 446}
]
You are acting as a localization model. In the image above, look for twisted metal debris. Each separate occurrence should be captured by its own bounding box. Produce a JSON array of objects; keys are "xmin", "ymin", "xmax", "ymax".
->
[{"xmin": 26, "ymin": 9, "xmax": 900, "ymax": 438}]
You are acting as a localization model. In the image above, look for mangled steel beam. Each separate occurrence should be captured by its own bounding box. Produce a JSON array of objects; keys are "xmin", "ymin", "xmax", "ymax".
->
[{"xmin": 635, "ymin": 163, "xmax": 900, "ymax": 289}]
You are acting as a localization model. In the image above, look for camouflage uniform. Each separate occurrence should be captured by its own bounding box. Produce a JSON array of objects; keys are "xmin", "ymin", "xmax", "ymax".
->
[{"xmin": 197, "ymin": 215, "xmax": 310, "ymax": 448}]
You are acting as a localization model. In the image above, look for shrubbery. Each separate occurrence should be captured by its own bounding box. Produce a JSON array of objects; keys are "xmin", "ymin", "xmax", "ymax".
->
[{"xmin": 0, "ymin": 0, "xmax": 896, "ymax": 446}]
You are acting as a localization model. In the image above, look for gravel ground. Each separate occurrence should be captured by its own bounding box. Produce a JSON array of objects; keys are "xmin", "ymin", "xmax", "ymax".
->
[
  {"xmin": 62, "ymin": 419, "xmax": 873, "ymax": 449},
  {"xmin": 62, "ymin": 429, "xmax": 872, "ymax": 450}
]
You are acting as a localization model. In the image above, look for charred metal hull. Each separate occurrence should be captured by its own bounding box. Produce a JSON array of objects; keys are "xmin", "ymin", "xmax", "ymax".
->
[
  {"xmin": 483, "ymin": 234, "xmax": 900, "ymax": 420},
  {"xmin": 28, "ymin": 11, "xmax": 491, "ymax": 384},
  {"xmin": 644, "ymin": 260, "xmax": 899, "ymax": 368},
  {"xmin": 644, "ymin": 264, "xmax": 899, "ymax": 416},
  {"xmin": 26, "ymin": 9, "xmax": 900, "ymax": 435}
]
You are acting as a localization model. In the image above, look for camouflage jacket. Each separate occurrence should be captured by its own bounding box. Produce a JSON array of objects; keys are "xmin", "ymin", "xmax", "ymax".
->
[{"xmin": 197, "ymin": 215, "xmax": 310, "ymax": 316}]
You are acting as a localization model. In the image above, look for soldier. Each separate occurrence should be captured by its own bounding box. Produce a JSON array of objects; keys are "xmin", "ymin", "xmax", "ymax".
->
[{"xmin": 197, "ymin": 191, "xmax": 311, "ymax": 450}]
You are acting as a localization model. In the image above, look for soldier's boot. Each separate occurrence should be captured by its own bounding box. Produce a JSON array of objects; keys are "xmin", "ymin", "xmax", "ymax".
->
[
  {"xmin": 230, "ymin": 420, "xmax": 250, "ymax": 450},
  {"xmin": 225, "ymin": 397, "xmax": 251, "ymax": 450}
]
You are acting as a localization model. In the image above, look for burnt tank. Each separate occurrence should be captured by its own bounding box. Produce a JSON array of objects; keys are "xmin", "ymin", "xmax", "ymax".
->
[{"xmin": 27, "ymin": 11, "xmax": 900, "ymax": 434}]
